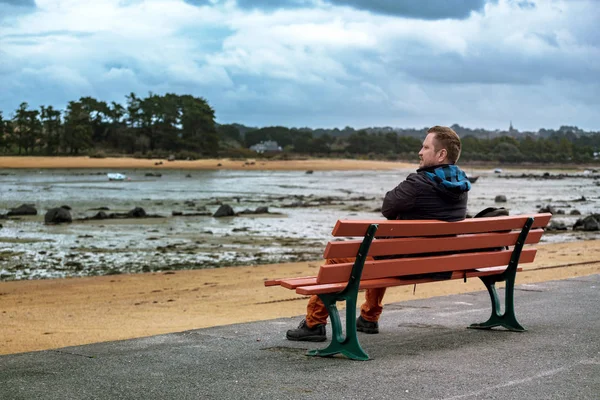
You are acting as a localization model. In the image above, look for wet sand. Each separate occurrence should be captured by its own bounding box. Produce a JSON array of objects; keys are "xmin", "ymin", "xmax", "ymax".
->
[
  {"xmin": 0, "ymin": 156, "xmax": 415, "ymax": 171},
  {"xmin": 1, "ymin": 240, "xmax": 599, "ymax": 355}
]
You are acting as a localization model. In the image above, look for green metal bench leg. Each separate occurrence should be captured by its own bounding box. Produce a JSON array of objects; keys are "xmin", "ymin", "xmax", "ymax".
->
[
  {"xmin": 306, "ymin": 223, "xmax": 378, "ymax": 361},
  {"xmin": 469, "ymin": 217, "xmax": 534, "ymax": 332},
  {"xmin": 306, "ymin": 293, "xmax": 369, "ymax": 361},
  {"xmin": 468, "ymin": 275, "xmax": 525, "ymax": 332}
]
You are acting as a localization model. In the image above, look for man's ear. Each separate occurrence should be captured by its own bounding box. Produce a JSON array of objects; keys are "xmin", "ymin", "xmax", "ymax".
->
[{"xmin": 438, "ymin": 148, "xmax": 448, "ymax": 162}]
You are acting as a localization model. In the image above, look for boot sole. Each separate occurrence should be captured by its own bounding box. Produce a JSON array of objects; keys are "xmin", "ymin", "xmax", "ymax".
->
[
  {"xmin": 357, "ymin": 326, "xmax": 379, "ymax": 334},
  {"xmin": 286, "ymin": 334, "xmax": 327, "ymax": 342}
]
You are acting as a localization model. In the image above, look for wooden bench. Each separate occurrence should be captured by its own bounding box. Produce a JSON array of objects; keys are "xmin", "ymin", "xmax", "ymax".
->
[{"xmin": 265, "ymin": 213, "xmax": 552, "ymax": 360}]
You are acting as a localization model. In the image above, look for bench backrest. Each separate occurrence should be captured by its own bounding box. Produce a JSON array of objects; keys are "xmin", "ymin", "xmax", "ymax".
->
[{"xmin": 317, "ymin": 213, "xmax": 552, "ymax": 284}]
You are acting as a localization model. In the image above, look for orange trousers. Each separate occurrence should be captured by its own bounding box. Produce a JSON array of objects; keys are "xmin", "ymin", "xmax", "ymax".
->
[{"xmin": 305, "ymin": 257, "xmax": 386, "ymax": 328}]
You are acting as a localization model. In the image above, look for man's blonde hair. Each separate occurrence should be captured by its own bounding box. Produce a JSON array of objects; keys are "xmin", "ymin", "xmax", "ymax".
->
[{"xmin": 427, "ymin": 126, "xmax": 461, "ymax": 164}]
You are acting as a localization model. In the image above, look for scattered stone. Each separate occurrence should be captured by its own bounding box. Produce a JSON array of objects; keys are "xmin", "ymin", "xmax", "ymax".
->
[
  {"xmin": 213, "ymin": 204, "xmax": 235, "ymax": 217},
  {"xmin": 186, "ymin": 174, "xmax": 192, "ymax": 178},
  {"xmin": 494, "ymin": 195, "xmax": 507, "ymax": 203},
  {"xmin": 546, "ymin": 221, "xmax": 568, "ymax": 231},
  {"xmin": 60, "ymin": 205, "xmax": 72, "ymax": 210},
  {"xmin": 573, "ymin": 196, "xmax": 587, "ymax": 202},
  {"xmin": 145, "ymin": 173, "xmax": 162, "ymax": 177},
  {"xmin": 306, "ymin": 170, "xmax": 314, "ymax": 174},
  {"xmin": 539, "ymin": 205, "xmax": 557, "ymax": 214},
  {"xmin": 217, "ymin": 163, "xmax": 222, "ymax": 167},
  {"xmin": 155, "ymin": 161, "xmax": 163, "ymax": 166},
  {"xmin": 44, "ymin": 207, "xmax": 72, "ymax": 224},
  {"xmin": 168, "ymin": 154, "xmax": 175, "ymax": 161},
  {"xmin": 7, "ymin": 204, "xmax": 37, "ymax": 216},
  {"xmin": 570, "ymin": 209, "xmax": 581, "ymax": 215},
  {"xmin": 127, "ymin": 207, "xmax": 147, "ymax": 218},
  {"xmin": 92, "ymin": 211, "xmax": 109, "ymax": 220},
  {"xmin": 254, "ymin": 206, "xmax": 269, "ymax": 214},
  {"xmin": 573, "ymin": 215, "xmax": 600, "ymax": 231}
]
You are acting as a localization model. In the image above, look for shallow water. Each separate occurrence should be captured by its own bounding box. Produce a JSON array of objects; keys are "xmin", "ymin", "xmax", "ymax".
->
[{"xmin": 1, "ymin": 167, "xmax": 598, "ymax": 280}]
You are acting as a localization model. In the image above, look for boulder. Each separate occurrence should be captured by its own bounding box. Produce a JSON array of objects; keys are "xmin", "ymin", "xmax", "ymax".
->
[
  {"xmin": 7, "ymin": 204, "xmax": 37, "ymax": 216},
  {"xmin": 539, "ymin": 205, "xmax": 557, "ymax": 214},
  {"xmin": 92, "ymin": 211, "xmax": 109, "ymax": 220},
  {"xmin": 254, "ymin": 206, "xmax": 269, "ymax": 214},
  {"xmin": 127, "ymin": 207, "xmax": 147, "ymax": 218},
  {"xmin": 570, "ymin": 209, "xmax": 581, "ymax": 215},
  {"xmin": 573, "ymin": 215, "xmax": 600, "ymax": 231},
  {"xmin": 44, "ymin": 207, "xmax": 72, "ymax": 224},
  {"xmin": 494, "ymin": 195, "xmax": 507, "ymax": 203},
  {"xmin": 213, "ymin": 204, "xmax": 235, "ymax": 217},
  {"xmin": 546, "ymin": 221, "xmax": 568, "ymax": 231}
]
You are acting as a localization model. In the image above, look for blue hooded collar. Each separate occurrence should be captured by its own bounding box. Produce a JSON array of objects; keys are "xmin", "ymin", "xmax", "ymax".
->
[{"xmin": 419, "ymin": 164, "xmax": 471, "ymax": 193}]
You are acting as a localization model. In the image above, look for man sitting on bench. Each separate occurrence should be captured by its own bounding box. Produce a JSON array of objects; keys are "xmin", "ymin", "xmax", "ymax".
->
[{"xmin": 286, "ymin": 125, "xmax": 472, "ymax": 342}]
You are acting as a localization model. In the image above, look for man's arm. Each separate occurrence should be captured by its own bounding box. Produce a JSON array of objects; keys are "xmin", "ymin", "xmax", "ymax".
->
[{"xmin": 381, "ymin": 175, "xmax": 419, "ymax": 220}]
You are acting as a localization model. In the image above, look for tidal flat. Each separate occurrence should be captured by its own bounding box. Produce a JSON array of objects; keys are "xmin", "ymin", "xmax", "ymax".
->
[{"xmin": 1, "ymin": 167, "xmax": 598, "ymax": 280}]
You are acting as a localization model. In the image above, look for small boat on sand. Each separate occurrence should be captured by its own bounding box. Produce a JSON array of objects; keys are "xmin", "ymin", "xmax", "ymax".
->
[{"xmin": 107, "ymin": 173, "xmax": 127, "ymax": 181}]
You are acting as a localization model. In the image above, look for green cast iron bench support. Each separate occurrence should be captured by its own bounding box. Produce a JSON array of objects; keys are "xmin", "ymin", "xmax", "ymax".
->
[
  {"xmin": 307, "ymin": 224, "xmax": 378, "ymax": 361},
  {"xmin": 469, "ymin": 217, "xmax": 534, "ymax": 332}
]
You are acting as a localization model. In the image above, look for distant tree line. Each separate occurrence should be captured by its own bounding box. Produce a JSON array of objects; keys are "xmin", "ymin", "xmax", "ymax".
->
[
  {"xmin": 1, "ymin": 94, "xmax": 599, "ymax": 163},
  {"xmin": 0, "ymin": 93, "xmax": 219, "ymax": 158}
]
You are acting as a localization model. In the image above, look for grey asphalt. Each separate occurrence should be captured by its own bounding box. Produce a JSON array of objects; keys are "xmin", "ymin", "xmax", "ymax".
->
[{"xmin": 1, "ymin": 275, "xmax": 599, "ymax": 400}]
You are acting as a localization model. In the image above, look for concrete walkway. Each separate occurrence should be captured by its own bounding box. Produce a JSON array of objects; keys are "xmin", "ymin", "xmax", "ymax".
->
[{"xmin": 1, "ymin": 275, "xmax": 599, "ymax": 400}]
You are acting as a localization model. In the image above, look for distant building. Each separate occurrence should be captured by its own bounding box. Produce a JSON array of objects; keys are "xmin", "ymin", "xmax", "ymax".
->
[{"xmin": 249, "ymin": 140, "xmax": 282, "ymax": 153}]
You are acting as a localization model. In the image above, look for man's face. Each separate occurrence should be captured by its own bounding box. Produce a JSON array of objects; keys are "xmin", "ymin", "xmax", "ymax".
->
[{"xmin": 418, "ymin": 133, "xmax": 444, "ymax": 168}]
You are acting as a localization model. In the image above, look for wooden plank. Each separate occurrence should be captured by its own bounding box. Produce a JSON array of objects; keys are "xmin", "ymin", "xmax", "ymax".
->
[
  {"xmin": 280, "ymin": 277, "xmax": 318, "ymax": 289},
  {"xmin": 323, "ymin": 229, "xmax": 544, "ymax": 259},
  {"xmin": 264, "ymin": 276, "xmax": 316, "ymax": 287},
  {"xmin": 316, "ymin": 248, "xmax": 537, "ymax": 284},
  {"xmin": 331, "ymin": 213, "xmax": 552, "ymax": 237},
  {"xmin": 296, "ymin": 267, "xmax": 523, "ymax": 295}
]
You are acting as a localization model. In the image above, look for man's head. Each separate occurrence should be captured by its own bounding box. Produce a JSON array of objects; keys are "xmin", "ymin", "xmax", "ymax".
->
[{"xmin": 418, "ymin": 126, "xmax": 461, "ymax": 168}]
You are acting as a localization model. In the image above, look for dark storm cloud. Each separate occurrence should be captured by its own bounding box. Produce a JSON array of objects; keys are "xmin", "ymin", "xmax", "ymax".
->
[{"xmin": 324, "ymin": 0, "xmax": 490, "ymax": 20}]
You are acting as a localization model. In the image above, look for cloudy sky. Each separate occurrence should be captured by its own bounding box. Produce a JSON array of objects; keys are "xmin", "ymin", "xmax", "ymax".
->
[{"xmin": 0, "ymin": 0, "xmax": 598, "ymax": 131}]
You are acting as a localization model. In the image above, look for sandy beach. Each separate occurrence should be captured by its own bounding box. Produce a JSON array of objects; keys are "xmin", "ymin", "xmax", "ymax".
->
[
  {"xmin": 0, "ymin": 156, "xmax": 416, "ymax": 171},
  {"xmin": 1, "ymin": 240, "xmax": 599, "ymax": 355}
]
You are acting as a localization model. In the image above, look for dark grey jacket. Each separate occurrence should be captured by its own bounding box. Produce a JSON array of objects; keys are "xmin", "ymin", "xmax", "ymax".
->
[{"xmin": 381, "ymin": 165, "xmax": 469, "ymax": 222}]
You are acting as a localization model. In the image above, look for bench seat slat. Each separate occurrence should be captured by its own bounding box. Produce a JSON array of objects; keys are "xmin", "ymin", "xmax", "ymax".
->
[
  {"xmin": 317, "ymin": 248, "xmax": 537, "ymax": 284},
  {"xmin": 324, "ymin": 229, "xmax": 544, "ymax": 259},
  {"xmin": 331, "ymin": 214, "xmax": 551, "ymax": 237},
  {"xmin": 296, "ymin": 266, "xmax": 524, "ymax": 295},
  {"xmin": 264, "ymin": 276, "xmax": 316, "ymax": 287}
]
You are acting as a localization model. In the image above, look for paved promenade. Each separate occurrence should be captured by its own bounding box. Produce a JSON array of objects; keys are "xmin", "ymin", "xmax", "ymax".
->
[{"xmin": 1, "ymin": 275, "xmax": 599, "ymax": 399}]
